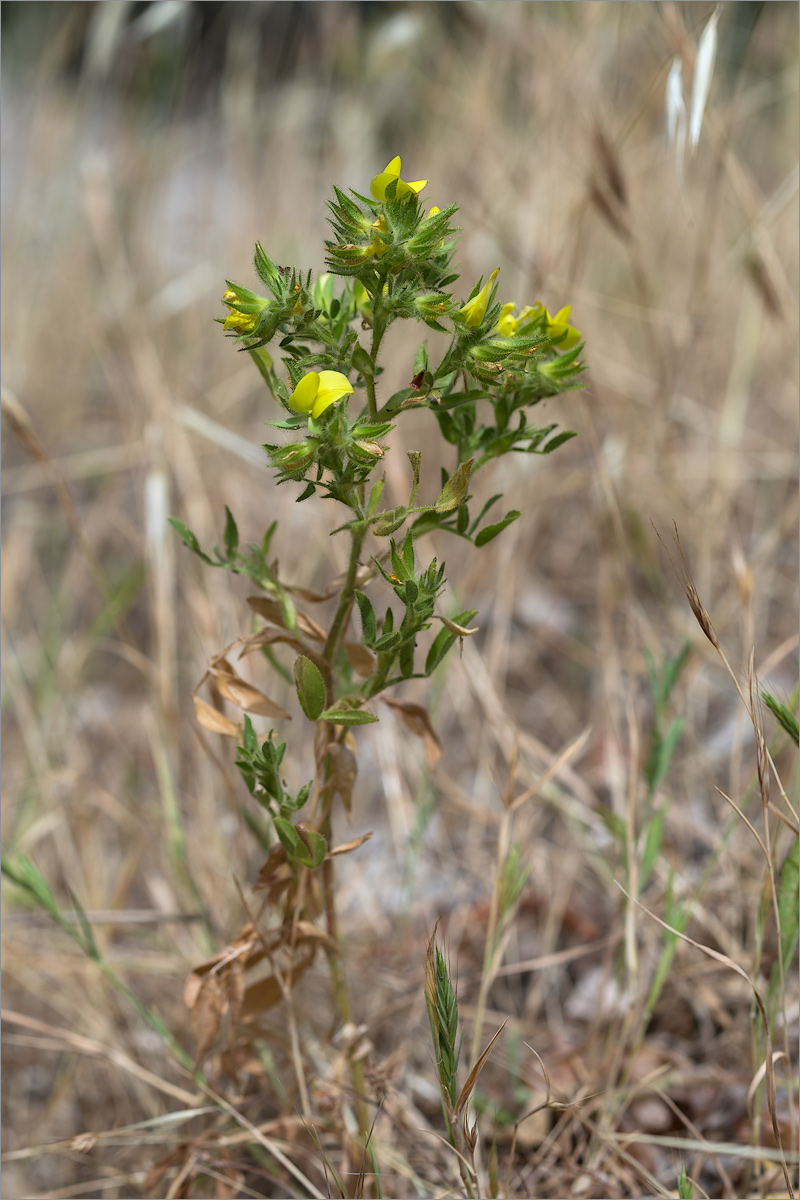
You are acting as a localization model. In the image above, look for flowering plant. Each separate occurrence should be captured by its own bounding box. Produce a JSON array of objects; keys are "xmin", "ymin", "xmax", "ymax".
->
[{"xmin": 171, "ymin": 156, "xmax": 586, "ymax": 1148}]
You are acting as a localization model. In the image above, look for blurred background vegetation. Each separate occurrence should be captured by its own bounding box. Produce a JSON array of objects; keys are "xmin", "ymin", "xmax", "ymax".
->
[{"xmin": 2, "ymin": 3, "xmax": 798, "ymax": 1198}]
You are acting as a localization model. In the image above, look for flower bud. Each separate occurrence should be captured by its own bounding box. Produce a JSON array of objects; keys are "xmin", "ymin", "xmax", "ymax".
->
[{"xmin": 458, "ymin": 268, "xmax": 499, "ymax": 329}]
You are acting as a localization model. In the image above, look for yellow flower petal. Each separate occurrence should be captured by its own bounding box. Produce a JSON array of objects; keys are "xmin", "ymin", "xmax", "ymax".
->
[
  {"xmin": 370, "ymin": 156, "xmax": 427, "ymax": 201},
  {"xmin": 288, "ymin": 372, "xmax": 321, "ymax": 414},
  {"xmin": 311, "ymin": 370, "xmax": 354, "ymax": 418},
  {"xmin": 459, "ymin": 268, "xmax": 500, "ymax": 329},
  {"xmin": 286, "ymin": 370, "xmax": 354, "ymax": 420},
  {"xmin": 496, "ymin": 301, "xmax": 518, "ymax": 337}
]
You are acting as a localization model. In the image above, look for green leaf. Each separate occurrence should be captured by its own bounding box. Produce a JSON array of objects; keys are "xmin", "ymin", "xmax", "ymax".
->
[
  {"xmin": 355, "ymin": 591, "xmax": 377, "ymax": 644},
  {"xmin": 640, "ymin": 804, "xmax": 669, "ymax": 889},
  {"xmin": 168, "ymin": 518, "xmax": 213, "ymax": 563},
  {"xmin": 298, "ymin": 829, "xmax": 328, "ymax": 869},
  {"xmin": 777, "ymin": 838, "xmax": 799, "ymax": 970},
  {"xmin": 274, "ymin": 816, "xmax": 300, "ymax": 856},
  {"xmin": 475, "ymin": 510, "xmax": 521, "ymax": 547},
  {"xmin": 540, "ymin": 430, "xmax": 577, "ymax": 454},
  {"xmin": 293, "ymin": 655, "xmax": 326, "ymax": 721},
  {"xmin": 647, "ymin": 715, "xmax": 684, "ymax": 797},
  {"xmin": 223, "ymin": 507, "xmax": 239, "ymax": 560},
  {"xmin": 366, "ymin": 479, "xmax": 385, "ymax": 517},
  {"xmin": 319, "ymin": 707, "xmax": 379, "ymax": 725},
  {"xmin": 435, "ymin": 458, "xmax": 474, "ymax": 513},
  {"xmin": 402, "ymin": 527, "xmax": 415, "ymax": 575},
  {"xmin": 352, "ymin": 343, "xmax": 375, "ymax": 378},
  {"xmin": 425, "ymin": 608, "xmax": 479, "ymax": 675}
]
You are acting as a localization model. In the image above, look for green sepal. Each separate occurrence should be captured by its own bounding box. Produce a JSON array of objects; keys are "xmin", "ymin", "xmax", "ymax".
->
[
  {"xmin": 373, "ymin": 506, "xmax": 407, "ymax": 536},
  {"xmin": 435, "ymin": 459, "xmax": 474, "ymax": 513}
]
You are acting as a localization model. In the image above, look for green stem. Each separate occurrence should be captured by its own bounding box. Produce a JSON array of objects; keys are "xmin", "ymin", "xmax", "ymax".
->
[
  {"xmin": 324, "ymin": 524, "xmax": 367, "ymax": 676},
  {"xmin": 319, "ymin": 520, "xmax": 371, "ymax": 1141},
  {"xmin": 365, "ymin": 301, "xmax": 387, "ymax": 420},
  {"xmin": 319, "ymin": 811, "xmax": 370, "ymax": 1138}
]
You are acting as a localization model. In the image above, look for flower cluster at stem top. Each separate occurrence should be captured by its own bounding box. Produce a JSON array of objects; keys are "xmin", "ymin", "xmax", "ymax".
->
[{"xmin": 216, "ymin": 156, "xmax": 586, "ymax": 496}]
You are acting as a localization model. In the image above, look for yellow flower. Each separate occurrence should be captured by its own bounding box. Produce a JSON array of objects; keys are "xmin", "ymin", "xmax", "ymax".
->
[
  {"xmin": 496, "ymin": 300, "xmax": 581, "ymax": 348},
  {"xmin": 459, "ymin": 268, "xmax": 499, "ymax": 329},
  {"xmin": 496, "ymin": 301, "xmax": 519, "ymax": 338},
  {"xmin": 370, "ymin": 156, "xmax": 427, "ymax": 201},
  {"xmin": 545, "ymin": 304, "xmax": 581, "ymax": 349},
  {"xmin": 528, "ymin": 302, "xmax": 581, "ymax": 349},
  {"xmin": 222, "ymin": 287, "xmax": 265, "ymax": 333},
  {"xmin": 223, "ymin": 310, "xmax": 258, "ymax": 333},
  {"xmin": 288, "ymin": 371, "xmax": 353, "ymax": 419},
  {"xmin": 426, "ymin": 206, "xmax": 441, "ymax": 219}
]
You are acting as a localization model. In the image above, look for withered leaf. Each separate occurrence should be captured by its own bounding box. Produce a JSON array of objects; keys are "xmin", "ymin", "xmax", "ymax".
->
[
  {"xmin": 325, "ymin": 741, "xmax": 358, "ymax": 816},
  {"xmin": 223, "ymin": 956, "xmax": 246, "ymax": 1052},
  {"xmin": 384, "ymin": 697, "xmax": 442, "ymax": 769},
  {"xmin": 437, "ymin": 615, "xmax": 479, "ymax": 637},
  {"xmin": 193, "ymin": 695, "xmax": 240, "ymax": 737},
  {"xmin": 328, "ymin": 832, "xmax": 373, "ymax": 857},
  {"xmin": 240, "ymin": 953, "xmax": 314, "ymax": 1019},
  {"xmin": 455, "ymin": 1021, "xmax": 506, "ymax": 1115},
  {"xmin": 191, "ymin": 972, "xmax": 225, "ymax": 1071},
  {"xmin": 294, "ymin": 920, "xmax": 338, "ymax": 952},
  {"xmin": 247, "ymin": 596, "xmax": 327, "ymax": 642},
  {"xmin": 345, "ymin": 641, "xmax": 376, "ymax": 678},
  {"xmin": 238, "ymin": 627, "xmax": 306, "ymax": 658},
  {"xmin": 211, "ymin": 660, "xmax": 291, "ymax": 719}
]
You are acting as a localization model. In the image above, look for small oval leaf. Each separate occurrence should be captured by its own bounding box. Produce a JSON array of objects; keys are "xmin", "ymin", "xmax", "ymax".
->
[
  {"xmin": 320, "ymin": 708, "xmax": 379, "ymax": 726},
  {"xmin": 294, "ymin": 655, "xmax": 326, "ymax": 722}
]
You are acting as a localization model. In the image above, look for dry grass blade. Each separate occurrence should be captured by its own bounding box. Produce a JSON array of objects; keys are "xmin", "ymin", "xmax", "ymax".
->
[
  {"xmin": 199, "ymin": 1083, "xmax": 326, "ymax": 1200},
  {"xmin": 1, "ymin": 1010, "xmax": 197, "ymax": 1106},
  {"xmin": 616, "ymin": 885, "xmax": 796, "ymax": 1199},
  {"xmin": 455, "ymin": 1021, "xmax": 506, "ymax": 1116}
]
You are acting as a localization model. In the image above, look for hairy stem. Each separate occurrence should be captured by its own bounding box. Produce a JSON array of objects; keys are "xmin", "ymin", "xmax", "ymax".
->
[{"xmin": 318, "ymin": 522, "xmax": 371, "ymax": 1139}]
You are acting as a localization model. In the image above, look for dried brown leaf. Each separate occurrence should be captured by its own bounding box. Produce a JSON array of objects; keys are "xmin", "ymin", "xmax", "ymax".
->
[
  {"xmin": 212, "ymin": 672, "xmax": 291, "ymax": 715},
  {"xmin": 294, "ymin": 920, "xmax": 338, "ymax": 953},
  {"xmin": 193, "ymin": 695, "xmax": 241, "ymax": 737},
  {"xmin": 384, "ymin": 697, "xmax": 442, "ymax": 769},
  {"xmin": 346, "ymin": 641, "xmax": 376, "ymax": 678},
  {"xmin": 437, "ymin": 615, "xmax": 479, "ymax": 637},
  {"xmin": 224, "ymin": 956, "xmax": 247, "ymax": 1051},
  {"xmin": 241, "ymin": 954, "xmax": 314, "ymax": 1018},
  {"xmin": 247, "ymin": 596, "xmax": 327, "ymax": 642},
  {"xmin": 191, "ymin": 972, "xmax": 224, "ymax": 1071},
  {"xmin": 326, "ymin": 741, "xmax": 358, "ymax": 816},
  {"xmin": 328, "ymin": 832, "xmax": 373, "ymax": 857},
  {"xmin": 238, "ymin": 627, "xmax": 306, "ymax": 658},
  {"xmin": 455, "ymin": 1022, "xmax": 506, "ymax": 1115}
]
